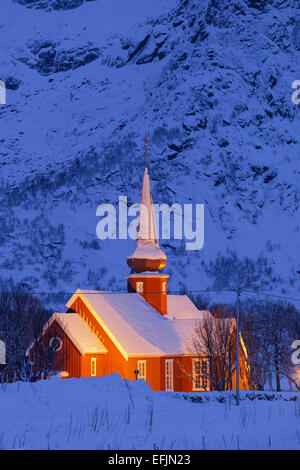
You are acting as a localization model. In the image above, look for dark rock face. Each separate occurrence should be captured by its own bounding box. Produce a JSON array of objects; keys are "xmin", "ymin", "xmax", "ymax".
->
[
  {"xmin": 293, "ymin": 20, "xmax": 300, "ymax": 50},
  {"xmin": 15, "ymin": 0, "xmax": 96, "ymax": 11},
  {"xmin": 189, "ymin": 21, "xmax": 209, "ymax": 43},
  {"xmin": 126, "ymin": 30, "xmax": 171, "ymax": 65},
  {"xmin": 127, "ymin": 35, "xmax": 151, "ymax": 63},
  {"xmin": 2, "ymin": 77, "xmax": 21, "ymax": 90},
  {"xmin": 19, "ymin": 41, "xmax": 100, "ymax": 75},
  {"xmin": 245, "ymin": 0, "xmax": 270, "ymax": 10},
  {"xmin": 205, "ymin": 0, "xmax": 233, "ymax": 27}
]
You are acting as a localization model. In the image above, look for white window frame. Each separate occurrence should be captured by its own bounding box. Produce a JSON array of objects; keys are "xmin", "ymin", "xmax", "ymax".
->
[
  {"xmin": 192, "ymin": 358, "xmax": 210, "ymax": 391},
  {"xmin": 165, "ymin": 359, "xmax": 174, "ymax": 391},
  {"xmin": 137, "ymin": 360, "xmax": 146, "ymax": 380},
  {"xmin": 136, "ymin": 281, "xmax": 144, "ymax": 293},
  {"xmin": 91, "ymin": 357, "xmax": 97, "ymax": 377}
]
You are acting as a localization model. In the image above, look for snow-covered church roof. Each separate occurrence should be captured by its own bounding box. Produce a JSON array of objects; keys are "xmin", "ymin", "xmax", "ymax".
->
[
  {"xmin": 66, "ymin": 290, "xmax": 210, "ymax": 359},
  {"xmin": 49, "ymin": 313, "xmax": 107, "ymax": 355}
]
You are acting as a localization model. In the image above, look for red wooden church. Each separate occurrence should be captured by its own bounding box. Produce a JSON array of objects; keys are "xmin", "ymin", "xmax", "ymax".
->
[{"xmin": 35, "ymin": 139, "xmax": 248, "ymax": 392}]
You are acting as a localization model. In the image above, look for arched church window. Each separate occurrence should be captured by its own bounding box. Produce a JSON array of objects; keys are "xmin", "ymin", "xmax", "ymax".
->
[{"xmin": 49, "ymin": 337, "xmax": 62, "ymax": 352}]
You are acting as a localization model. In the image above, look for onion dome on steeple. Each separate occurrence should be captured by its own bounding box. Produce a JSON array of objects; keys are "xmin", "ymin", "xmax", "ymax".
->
[{"xmin": 127, "ymin": 136, "xmax": 167, "ymax": 273}]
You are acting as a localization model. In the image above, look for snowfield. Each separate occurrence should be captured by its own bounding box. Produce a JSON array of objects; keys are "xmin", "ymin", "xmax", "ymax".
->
[{"xmin": 0, "ymin": 374, "xmax": 299, "ymax": 450}]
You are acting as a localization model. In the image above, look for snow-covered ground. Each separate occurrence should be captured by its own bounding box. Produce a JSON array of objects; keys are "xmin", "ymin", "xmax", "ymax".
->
[{"xmin": 0, "ymin": 374, "xmax": 299, "ymax": 450}]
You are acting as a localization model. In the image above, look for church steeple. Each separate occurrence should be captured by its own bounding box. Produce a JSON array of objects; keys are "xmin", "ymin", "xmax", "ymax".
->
[
  {"xmin": 127, "ymin": 135, "xmax": 167, "ymax": 274},
  {"xmin": 126, "ymin": 135, "xmax": 169, "ymax": 315}
]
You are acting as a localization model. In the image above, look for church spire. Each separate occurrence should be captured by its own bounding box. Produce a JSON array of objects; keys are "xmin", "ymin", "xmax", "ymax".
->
[{"xmin": 127, "ymin": 136, "xmax": 167, "ymax": 273}]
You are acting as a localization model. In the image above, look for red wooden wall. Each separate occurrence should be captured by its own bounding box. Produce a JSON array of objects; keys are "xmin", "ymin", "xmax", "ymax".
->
[{"xmin": 35, "ymin": 320, "xmax": 82, "ymax": 378}]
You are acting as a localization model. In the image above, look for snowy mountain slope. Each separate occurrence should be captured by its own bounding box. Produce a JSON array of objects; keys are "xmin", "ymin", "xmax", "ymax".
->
[{"xmin": 0, "ymin": 0, "xmax": 299, "ymax": 301}]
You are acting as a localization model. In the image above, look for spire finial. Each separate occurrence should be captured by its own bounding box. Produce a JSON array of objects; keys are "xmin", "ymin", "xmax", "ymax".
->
[{"xmin": 143, "ymin": 133, "xmax": 150, "ymax": 168}]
